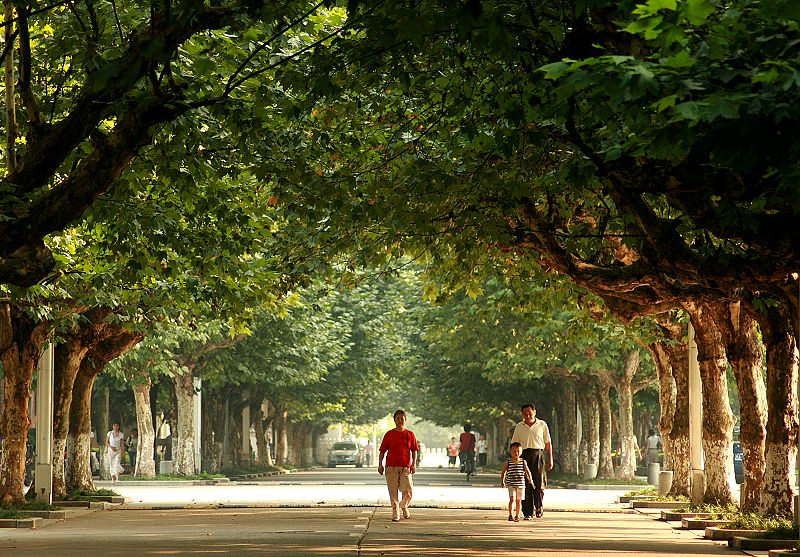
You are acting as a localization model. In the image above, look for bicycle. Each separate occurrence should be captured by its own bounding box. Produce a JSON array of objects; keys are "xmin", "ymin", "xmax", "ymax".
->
[{"xmin": 460, "ymin": 451, "xmax": 476, "ymax": 481}]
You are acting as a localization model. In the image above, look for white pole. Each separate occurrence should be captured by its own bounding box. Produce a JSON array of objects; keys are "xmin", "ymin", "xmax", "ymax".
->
[
  {"xmin": 688, "ymin": 322, "xmax": 704, "ymax": 504},
  {"xmin": 35, "ymin": 342, "xmax": 54, "ymax": 504}
]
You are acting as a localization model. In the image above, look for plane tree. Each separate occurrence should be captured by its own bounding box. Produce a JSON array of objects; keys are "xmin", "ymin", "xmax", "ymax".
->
[{"xmin": 269, "ymin": 0, "xmax": 798, "ymax": 512}]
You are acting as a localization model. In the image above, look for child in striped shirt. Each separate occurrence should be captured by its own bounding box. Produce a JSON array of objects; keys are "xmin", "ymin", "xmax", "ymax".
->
[{"xmin": 501, "ymin": 441, "xmax": 534, "ymax": 522}]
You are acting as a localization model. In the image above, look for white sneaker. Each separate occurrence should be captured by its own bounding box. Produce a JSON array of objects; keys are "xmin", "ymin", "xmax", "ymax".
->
[{"xmin": 402, "ymin": 507, "xmax": 410, "ymax": 519}]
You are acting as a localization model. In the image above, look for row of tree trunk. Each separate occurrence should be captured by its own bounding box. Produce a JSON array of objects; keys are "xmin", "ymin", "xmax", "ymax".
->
[
  {"xmin": 537, "ymin": 301, "xmax": 796, "ymax": 516},
  {"xmin": 2, "ymin": 296, "xmax": 797, "ymax": 518}
]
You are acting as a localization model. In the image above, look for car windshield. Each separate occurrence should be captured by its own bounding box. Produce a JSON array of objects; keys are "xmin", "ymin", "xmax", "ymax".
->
[{"xmin": 332, "ymin": 442, "xmax": 358, "ymax": 451}]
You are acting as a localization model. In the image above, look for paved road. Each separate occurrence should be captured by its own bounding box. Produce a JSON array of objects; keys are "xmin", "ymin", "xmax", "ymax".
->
[
  {"xmin": 101, "ymin": 467, "xmax": 633, "ymax": 510},
  {"xmin": 2, "ymin": 505, "xmax": 739, "ymax": 556},
  {"xmin": 0, "ymin": 468, "xmax": 745, "ymax": 556}
]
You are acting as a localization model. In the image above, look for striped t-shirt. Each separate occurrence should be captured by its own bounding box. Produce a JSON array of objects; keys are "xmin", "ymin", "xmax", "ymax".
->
[{"xmin": 506, "ymin": 459, "xmax": 526, "ymax": 488}]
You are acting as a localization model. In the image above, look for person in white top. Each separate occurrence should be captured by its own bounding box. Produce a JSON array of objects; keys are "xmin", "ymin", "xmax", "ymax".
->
[
  {"xmin": 645, "ymin": 428, "xmax": 661, "ymax": 465},
  {"xmin": 106, "ymin": 422, "xmax": 125, "ymax": 482},
  {"xmin": 510, "ymin": 403, "xmax": 553, "ymax": 519},
  {"xmin": 476, "ymin": 434, "xmax": 488, "ymax": 470}
]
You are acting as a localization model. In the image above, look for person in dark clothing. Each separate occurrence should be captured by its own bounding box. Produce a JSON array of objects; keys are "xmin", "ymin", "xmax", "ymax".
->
[{"xmin": 510, "ymin": 403, "xmax": 553, "ymax": 519}]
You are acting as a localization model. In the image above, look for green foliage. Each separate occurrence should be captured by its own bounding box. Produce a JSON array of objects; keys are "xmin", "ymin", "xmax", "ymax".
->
[
  {"xmin": 0, "ymin": 500, "xmax": 61, "ymax": 516},
  {"xmin": 119, "ymin": 473, "xmax": 225, "ymax": 481},
  {"xmin": 57, "ymin": 488, "xmax": 120, "ymax": 500},
  {"xmin": 724, "ymin": 513, "xmax": 797, "ymax": 537}
]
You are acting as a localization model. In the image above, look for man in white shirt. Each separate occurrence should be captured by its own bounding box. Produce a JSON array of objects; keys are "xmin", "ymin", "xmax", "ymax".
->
[
  {"xmin": 645, "ymin": 428, "xmax": 661, "ymax": 465},
  {"xmin": 511, "ymin": 403, "xmax": 553, "ymax": 519}
]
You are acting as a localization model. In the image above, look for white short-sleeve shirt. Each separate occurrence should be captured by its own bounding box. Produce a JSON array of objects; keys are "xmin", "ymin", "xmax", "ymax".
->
[{"xmin": 511, "ymin": 419, "xmax": 551, "ymax": 450}]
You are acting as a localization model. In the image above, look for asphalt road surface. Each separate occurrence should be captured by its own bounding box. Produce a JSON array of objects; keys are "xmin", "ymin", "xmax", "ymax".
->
[{"xmin": 0, "ymin": 468, "xmax": 740, "ymax": 556}]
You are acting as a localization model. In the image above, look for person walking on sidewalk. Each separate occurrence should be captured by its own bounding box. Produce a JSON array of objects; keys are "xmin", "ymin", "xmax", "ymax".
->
[
  {"xmin": 378, "ymin": 409, "xmax": 419, "ymax": 522},
  {"xmin": 477, "ymin": 433, "xmax": 488, "ymax": 470},
  {"xmin": 501, "ymin": 441, "xmax": 534, "ymax": 522},
  {"xmin": 107, "ymin": 422, "xmax": 125, "ymax": 482},
  {"xmin": 447, "ymin": 437, "xmax": 459, "ymax": 468},
  {"xmin": 511, "ymin": 403, "xmax": 553, "ymax": 519}
]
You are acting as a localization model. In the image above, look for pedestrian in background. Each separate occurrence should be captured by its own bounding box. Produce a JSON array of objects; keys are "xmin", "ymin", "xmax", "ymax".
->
[
  {"xmin": 447, "ymin": 437, "xmax": 459, "ymax": 468},
  {"xmin": 126, "ymin": 428, "xmax": 139, "ymax": 474},
  {"xmin": 511, "ymin": 403, "xmax": 553, "ymax": 519},
  {"xmin": 107, "ymin": 422, "xmax": 125, "ymax": 482},
  {"xmin": 378, "ymin": 409, "xmax": 419, "ymax": 521},
  {"xmin": 477, "ymin": 433, "xmax": 488, "ymax": 470},
  {"xmin": 645, "ymin": 428, "xmax": 661, "ymax": 465},
  {"xmin": 364, "ymin": 440, "xmax": 374, "ymax": 467},
  {"xmin": 459, "ymin": 423, "xmax": 476, "ymax": 474}
]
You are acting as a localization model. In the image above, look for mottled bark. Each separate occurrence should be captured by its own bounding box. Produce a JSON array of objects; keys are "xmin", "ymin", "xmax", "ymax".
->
[
  {"xmin": 708, "ymin": 302, "xmax": 767, "ymax": 512},
  {"xmin": 616, "ymin": 350, "xmax": 640, "ymax": 480},
  {"xmin": 667, "ymin": 338, "xmax": 691, "ymax": 497},
  {"xmin": 753, "ymin": 301, "xmax": 798, "ymax": 517},
  {"xmin": 66, "ymin": 327, "xmax": 143, "ymax": 491},
  {"xmin": 296, "ymin": 422, "xmax": 314, "ymax": 467},
  {"xmin": 201, "ymin": 389, "xmax": 224, "ymax": 473},
  {"xmin": 67, "ymin": 369, "xmax": 98, "ymax": 492},
  {"xmin": 0, "ymin": 303, "xmax": 50, "ymax": 505},
  {"xmin": 649, "ymin": 341, "xmax": 676, "ymax": 470},
  {"xmin": 133, "ymin": 382, "xmax": 156, "ymax": 477},
  {"xmin": 687, "ymin": 304, "xmax": 736, "ymax": 505},
  {"xmin": 274, "ymin": 408, "xmax": 288, "ymax": 466},
  {"xmin": 52, "ymin": 339, "xmax": 90, "ymax": 497},
  {"xmin": 173, "ymin": 373, "xmax": 196, "ymax": 476},
  {"xmin": 558, "ymin": 385, "xmax": 579, "ymax": 475},
  {"xmin": 596, "ymin": 377, "xmax": 614, "ymax": 479},
  {"xmin": 53, "ymin": 308, "xmax": 116, "ymax": 496},
  {"xmin": 578, "ymin": 387, "xmax": 600, "ymax": 476}
]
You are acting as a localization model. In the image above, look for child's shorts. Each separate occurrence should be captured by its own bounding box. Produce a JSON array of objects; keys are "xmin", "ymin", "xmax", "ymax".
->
[{"xmin": 508, "ymin": 486, "xmax": 523, "ymax": 499}]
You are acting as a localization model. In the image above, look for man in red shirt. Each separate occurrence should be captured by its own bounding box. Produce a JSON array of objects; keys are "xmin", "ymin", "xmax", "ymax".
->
[
  {"xmin": 378, "ymin": 409, "xmax": 419, "ymax": 521},
  {"xmin": 459, "ymin": 423, "xmax": 476, "ymax": 474}
]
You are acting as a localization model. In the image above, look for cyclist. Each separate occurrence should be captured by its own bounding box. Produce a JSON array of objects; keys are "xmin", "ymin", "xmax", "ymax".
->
[{"xmin": 458, "ymin": 423, "xmax": 476, "ymax": 476}]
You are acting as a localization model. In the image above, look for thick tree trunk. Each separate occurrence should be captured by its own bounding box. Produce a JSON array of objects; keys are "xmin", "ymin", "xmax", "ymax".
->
[
  {"xmin": 202, "ymin": 390, "xmax": 226, "ymax": 473},
  {"xmin": 578, "ymin": 388, "xmax": 600, "ymax": 476},
  {"xmin": 66, "ymin": 327, "xmax": 144, "ymax": 491},
  {"xmin": 252, "ymin": 403, "xmax": 267, "ymax": 467},
  {"xmin": 274, "ymin": 408, "xmax": 288, "ymax": 466},
  {"xmin": 688, "ymin": 304, "xmax": 737, "ymax": 505},
  {"xmin": 667, "ymin": 339, "xmax": 691, "ymax": 497},
  {"xmin": 754, "ymin": 301, "xmax": 798, "ymax": 517},
  {"xmin": 96, "ymin": 383, "xmax": 110, "ymax": 479},
  {"xmin": 229, "ymin": 401, "xmax": 243, "ymax": 469},
  {"xmin": 596, "ymin": 378, "xmax": 614, "ymax": 479},
  {"xmin": 297, "ymin": 422, "xmax": 314, "ymax": 467},
  {"xmin": 52, "ymin": 339, "xmax": 89, "ymax": 497},
  {"xmin": 0, "ymin": 304, "xmax": 50, "ymax": 505},
  {"xmin": 133, "ymin": 382, "xmax": 156, "ymax": 477},
  {"xmin": 67, "ymin": 368, "xmax": 98, "ymax": 492},
  {"xmin": 649, "ymin": 341, "xmax": 676, "ymax": 471},
  {"xmin": 616, "ymin": 350, "xmax": 640, "ymax": 480},
  {"xmin": 52, "ymin": 307, "xmax": 114, "ymax": 497},
  {"xmin": 173, "ymin": 373, "xmax": 196, "ymax": 476},
  {"xmin": 558, "ymin": 385, "xmax": 579, "ymax": 475},
  {"xmin": 709, "ymin": 302, "xmax": 767, "ymax": 512}
]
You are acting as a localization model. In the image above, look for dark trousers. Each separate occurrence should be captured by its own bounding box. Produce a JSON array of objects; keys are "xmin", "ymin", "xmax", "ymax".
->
[{"xmin": 521, "ymin": 448, "xmax": 545, "ymax": 517}]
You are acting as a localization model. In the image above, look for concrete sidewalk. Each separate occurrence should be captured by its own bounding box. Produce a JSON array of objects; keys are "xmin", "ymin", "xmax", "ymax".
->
[{"xmin": 1, "ymin": 504, "xmax": 745, "ymax": 556}]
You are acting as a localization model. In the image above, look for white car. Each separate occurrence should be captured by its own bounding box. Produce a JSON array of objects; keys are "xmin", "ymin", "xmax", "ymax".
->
[{"xmin": 327, "ymin": 441, "xmax": 364, "ymax": 468}]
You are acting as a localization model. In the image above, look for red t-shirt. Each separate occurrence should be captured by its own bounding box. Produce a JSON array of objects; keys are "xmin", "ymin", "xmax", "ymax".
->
[
  {"xmin": 459, "ymin": 432, "xmax": 475, "ymax": 452},
  {"xmin": 379, "ymin": 428, "xmax": 418, "ymax": 467}
]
